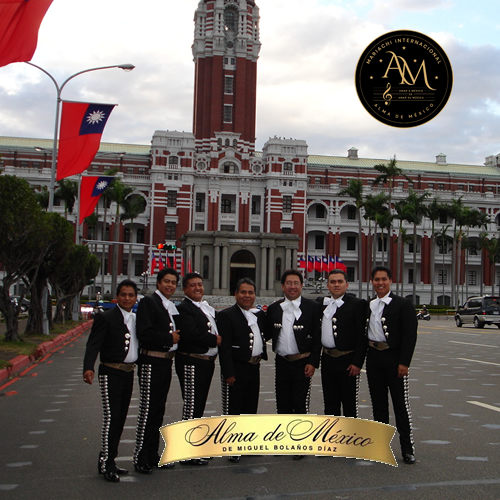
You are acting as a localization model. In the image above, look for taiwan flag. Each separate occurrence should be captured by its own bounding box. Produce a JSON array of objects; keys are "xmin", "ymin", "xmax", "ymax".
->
[
  {"xmin": 328, "ymin": 255, "xmax": 335, "ymax": 272},
  {"xmin": 314, "ymin": 256, "xmax": 322, "ymax": 272},
  {"xmin": 0, "ymin": 0, "xmax": 53, "ymax": 68},
  {"xmin": 150, "ymin": 250, "xmax": 158, "ymax": 276},
  {"xmin": 57, "ymin": 101, "xmax": 116, "ymax": 180},
  {"xmin": 307, "ymin": 255, "xmax": 314, "ymax": 273},
  {"xmin": 322, "ymin": 256, "xmax": 329, "ymax": 272},
  {"xmin": 298, "ymin": 256, "xmax": 306, "ymax": 269},
  {"xmin": 334, "ymin": 255, "xmax": 347, "ymax": 272},
  {"xmin": 79, "ymin": 176, "xmax": 114, "ymax": 224}
]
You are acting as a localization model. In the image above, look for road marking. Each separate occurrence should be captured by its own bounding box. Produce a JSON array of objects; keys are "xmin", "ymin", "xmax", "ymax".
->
[
  {"xmin": 467, "ymin": 401, "xmax": 500, "ymax": 413},
  {"xmin": 450, "ymin": 341, "xmax": 499, "ymax": 348},
  {"xmin": 457, "ymin": 358, "xmax": 500, "ymax": 367}
]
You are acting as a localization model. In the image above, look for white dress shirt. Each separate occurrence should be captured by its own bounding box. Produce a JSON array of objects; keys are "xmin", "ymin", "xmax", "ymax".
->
[
  {"xmin": 368, "ymin": 293, "xmax": 392, "ymax": 342},
  {"xmin": 187, "ymin": 297, "xmax": 218, "ymax": 356},
  {"xmin": 276, "ymin": 297, "xmax": 301, "ymax": 356},
  {"xmin": 239, "ymin": 306, "xmax": 263, "ymax": 357},
  {"xmin": 118, "ymin": 305, "xmax": 138, "ymax": 363},
  {"xmin": 321, "ymin": 295, "xmax": 345, "ymax": 348},
  {"xmin": 155, "ymin": 290, "xmax": 179, "ymax": 352}
]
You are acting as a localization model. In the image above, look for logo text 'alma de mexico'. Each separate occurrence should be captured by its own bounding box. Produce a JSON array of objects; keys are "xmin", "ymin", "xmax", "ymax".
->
[{"xmin": 355, "ymin": 30, "xmax": 453, "ymax": 128}]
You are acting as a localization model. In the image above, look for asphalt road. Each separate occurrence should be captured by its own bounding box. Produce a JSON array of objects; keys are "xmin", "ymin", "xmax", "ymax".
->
[{"xmin": 1, "ymin": 318, "xmax": 499, "ymax": 500}]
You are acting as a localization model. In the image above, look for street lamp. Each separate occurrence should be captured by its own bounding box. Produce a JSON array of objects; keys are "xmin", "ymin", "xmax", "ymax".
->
[{"xmin": 25, "ymin": 62, "xmax": 135, "ymax": 212}]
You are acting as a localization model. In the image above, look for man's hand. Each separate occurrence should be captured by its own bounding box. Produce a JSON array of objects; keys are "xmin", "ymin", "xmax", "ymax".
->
[
  {"xmin": 225, "ymin": 376, "xmax": 236, "ymax": 386},
  {"xmin": 347, "ymin": 364, "xmax": 361, "ymax": 377},
  {"xmin": 304, "ymin": 364, "xmax": 315, "ymax": 377},
  {"xmin": 172, "ymin": 329, "xmax": 180, "ymax": 344},
  {"xmin": 83, "ymin": 370, "xmax": 94, "ymax": 385},
  {"xmin": 398, "ymin": 364, "xmax": 409, "ymax": 378},
  {"xmin": 216, "ymin": 335, "xmax": 222, "ymax": 347}
]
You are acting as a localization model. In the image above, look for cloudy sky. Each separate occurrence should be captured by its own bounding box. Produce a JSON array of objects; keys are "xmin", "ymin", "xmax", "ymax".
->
[{"xmin": 1, "ymin": 0, "xmax": 499, "ymax": 165}]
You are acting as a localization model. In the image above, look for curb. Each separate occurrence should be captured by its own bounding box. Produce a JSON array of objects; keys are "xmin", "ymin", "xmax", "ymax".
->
[{"xmin": 0, "ymin": 320, "xmax": 93, "ymax": 385}]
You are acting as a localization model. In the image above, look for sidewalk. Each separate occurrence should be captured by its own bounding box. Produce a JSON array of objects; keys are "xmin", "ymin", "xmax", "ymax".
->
[{"xmin": 0, "ymin": 320, "xmax": 92, "ymax": 385}]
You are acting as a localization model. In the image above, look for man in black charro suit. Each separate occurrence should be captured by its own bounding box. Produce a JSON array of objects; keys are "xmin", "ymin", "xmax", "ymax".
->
[
  {"xmin": 266, "ymin": 269, "xmax": 321, "ymax": 439},
  {"xmin": 133, "ymin": 268, "xmax": 180, "ymax": 474},
  {"xmin": 366, "ymin": 265, "xmax": 418, "ymax": 465},
  {"xmin": 83, "ymin": 279, "xmax": 139, "ymax": 482},
  {"xmin": 175, "ymin": 272, "xmax": 221, "ymax": 466},
  {"xmin": 317, "ymin": 269, "xmax": 367, "ymax": 418}
]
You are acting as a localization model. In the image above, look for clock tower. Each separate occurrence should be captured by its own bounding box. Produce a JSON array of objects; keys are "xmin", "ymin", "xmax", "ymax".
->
[{"xmin": 192, "ymin": 0, "xmax": 261, "ymax": 152}]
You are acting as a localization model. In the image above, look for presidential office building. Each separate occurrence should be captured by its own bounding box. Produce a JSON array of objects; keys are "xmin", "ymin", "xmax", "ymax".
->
[{"xmin": 2, "ymin": 0, "xmax": 500, "ymax": 303}]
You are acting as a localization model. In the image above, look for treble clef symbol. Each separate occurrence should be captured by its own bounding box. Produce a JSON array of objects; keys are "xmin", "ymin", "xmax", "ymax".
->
[{"xmin": 383, "ymin": 82, "xmax": 392, "ymax": 105}]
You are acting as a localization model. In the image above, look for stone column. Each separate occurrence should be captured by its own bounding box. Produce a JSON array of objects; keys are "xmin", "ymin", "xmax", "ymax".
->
[
  {"xmin": 268, "ymin": 245, "xmax": 276, "ymax": 291},
  {"xmin": 221, "ymin": 244, "xmax": 229, "ymax": 292},
  {"xmin": 194, "ymin": 243, "xmax": 201, "ymax": 274},
  {"xmin": 285, "ymin": 247, "xmax": 292, "ymax": 270},
  {"xmin": 213, "ymin": 245, "xmax": 221, "ymax": 290},
  {"xmin": 260, "ymin": 245, "xmax": 268, "ymax": 294}
]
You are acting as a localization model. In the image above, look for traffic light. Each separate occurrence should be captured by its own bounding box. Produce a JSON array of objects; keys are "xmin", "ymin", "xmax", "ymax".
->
[{"xmin": 156, "ymin": 243, "xmax": 176, "ymax": 250}]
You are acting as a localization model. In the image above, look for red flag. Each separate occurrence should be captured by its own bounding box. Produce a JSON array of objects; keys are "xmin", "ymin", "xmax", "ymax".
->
[
  {"xmin": 314, "ymin": 256, "xmax": 322, "ymax": 271},
  {"xmin": 165, "ymin": 252, "xmax": 172, "ymax": 268},
  {"xmin": 79, "ymin": 176, "xmax": 114, "ymax": 225},
  {"xmin": 322, "ymin": 256, "xmax": 329, "ymax": 273},
  {"xmin": 334, "ymin": 255, "xmax": 347, "ymax": 272},
  {"xmin": 298, "ymin": 256, "xmax": 306, "ymax": 269},
  {"xmin": 328, "ymin": 255, "xmax": 335, "ymax": 272},
  {"xmin": 150, "ymin": 250, "xmax": 158, "ymax": 276},
  {"xmin": 307, "ymin": 255, "xmax": 314, "ymax": 273},
  {"xmin": 57, "ymin": 101, "xmax": 116, "ymax": 180},
  {"xmin": 180, "ymin": 255, "xmax": 184, "ymax": 276},
  {"xmin": 0, "ymin": 0, "xmax": 53, "ymax": 68}
]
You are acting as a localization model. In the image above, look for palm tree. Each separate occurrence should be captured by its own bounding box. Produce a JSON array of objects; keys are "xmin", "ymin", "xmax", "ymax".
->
[
  {"xmin": 483, "ymin": 237, "xmax": 500, "ymax": 296},
  {"xmin": 372, "ymin": 156, "xmax": 411, "ymax": 265},
  {"xmin": 121, "ymin": 194, "xmax": 147, "ymax": 278},
  {"xmin": 426, "ymin": 197, "xmax": 446, "ymax": 305},
  {"xmin": 33, "ymin": 185, "xmax": 50, "ymax": 210},
  {"xmin": 404, "ymin": 190, "xmax": 430, "ymax": 304},
  {"xmin": 106, "ymin": 176, "xmax": 134, "ymax": 294},
  {"xmin": 393, "ymin": 200, "xmax": 413, "ymax": 294},
  {"xmin": 435, "ymin": 225, "xmax": 452, "ymax": 306},
  {"xmin": 55, "ymin": 178, "xmax": 78, "ymax": 218},
  {"xmin": 478, "ymin": 231, "xmax": 490, "ymax": 296},
  {"xmin": 375, "ymin": 208, "xmax": 393, "ymax": 267},
  {"xmin": 339, "ymin": 178, "xmax": 364, "ymax": 296}
]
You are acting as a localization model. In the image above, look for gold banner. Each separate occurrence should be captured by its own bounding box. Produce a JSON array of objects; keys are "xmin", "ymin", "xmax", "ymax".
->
[{"xmin": 160, "ymin": 415, "xmax": 396, "ymax": 466}]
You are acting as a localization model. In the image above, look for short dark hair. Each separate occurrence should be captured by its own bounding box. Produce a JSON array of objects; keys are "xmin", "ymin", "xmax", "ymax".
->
[
  {"xmin": 157, "ymin": 267, "xmax": 180, "ymax": 285},
  {"xmin": 280, "ymin": 269, "xmax": 303, "ymax": 285},
  {"xmin": 328, "ymin": 269, "xmax": 347, "ymax": 280},
  {"xmin": 182, "ymin": 272, "xmax": 203, "ymax": 288},
  {"xmin": 235, "ymin": 278, "xmax": 256, "ymax": 293},
  {"xmin": 371, "ymin": 265, "xmax": 392, "ymax": 280},
  {"xmin": 116, "ymin": 279, "xmax": 138, "ymax": 296}
]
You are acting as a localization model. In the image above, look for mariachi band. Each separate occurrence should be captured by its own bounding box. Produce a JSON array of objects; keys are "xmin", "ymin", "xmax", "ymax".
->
[{"xmin": 83, "ymin": 265, "xmax": 417, "ymax": 481}]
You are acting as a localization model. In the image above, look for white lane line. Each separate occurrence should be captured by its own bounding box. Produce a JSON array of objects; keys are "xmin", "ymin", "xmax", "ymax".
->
[
  {"xmin": 450, "ymin": 341, "xmax": 499, "ymax": 348},
  {"xmin": 457, "ymin": 358, "xmax": 500, "ymax": 367},
  {"xmin": 467, "ymin": 401, "xmax": 500, "ymax": 413}
]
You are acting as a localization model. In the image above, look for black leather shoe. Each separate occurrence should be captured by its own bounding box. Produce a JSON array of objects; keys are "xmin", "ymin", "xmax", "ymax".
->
[
  {"xmin": 293, "ymin": 455, "xmax": 305, "ymax": 461},
  {"xmin": 104, "ymin": 471, "xmax": 120, "ymax": 482},
  {"xmin": 134, "ymin": 464, "xmax": 153, "ymax": 474},
  {"xmin": 228, "ymin": 456, "xmax": 240, "ymax": 463},
  {"xmin": 403, "ymin": 453, "xmax": 416, "ymax": 464},
  {"xmin": 156, "ymin": 463, "xmax": 175, "ymax": 469},
  {"xmin": 114, "ymin": 467, "xmax": 128, "ymax": 475},
  {"xmin": 180, "ymin": 458, "xmax": 209, "ymax": 466}
]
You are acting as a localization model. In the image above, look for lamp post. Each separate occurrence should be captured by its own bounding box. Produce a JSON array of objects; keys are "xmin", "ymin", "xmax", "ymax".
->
[{"xmin": 25, "ymin": 62, "xmax": 135, "ymax": 212}]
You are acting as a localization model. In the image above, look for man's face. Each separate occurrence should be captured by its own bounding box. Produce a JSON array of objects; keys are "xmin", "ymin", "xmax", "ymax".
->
[
  {"xmin": 235, "ymin": 283, "xmax": 256, "ymax": 310},
  {"xmin": 184, "ymin": 276, "xmax": 204, "ymax": 302},
  {"xmin": 157, "ymin": 273, "xmax": 178, "ymax": 299},
  {"xmin": 116, "ymin": 286, "xmax": 137, "ymax": 312},
  {"xmin": 327, "ymin": 273, "xmax": 348, "ymax": 299},
  {"xmin": 371, "ymin": 271, "xmax": 392, "ymax": 298},
  {"xmin": 281, "ymin": 274, "xmax": 303, "ymax": 301}
]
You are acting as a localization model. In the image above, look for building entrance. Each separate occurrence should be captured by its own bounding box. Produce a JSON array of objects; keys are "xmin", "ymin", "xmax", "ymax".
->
[{"xmin": 229, "ymin": 250, "xmax": 256, "ymax": 294}]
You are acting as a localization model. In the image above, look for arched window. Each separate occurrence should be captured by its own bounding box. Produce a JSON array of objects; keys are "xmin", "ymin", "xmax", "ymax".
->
[
  {"xmin": 168, "ymin": 156, "xmax": 178, "ymax": 165},
  {"xmin": 222, "ymin": 162, "xmax": 238, "ymax": 174}
]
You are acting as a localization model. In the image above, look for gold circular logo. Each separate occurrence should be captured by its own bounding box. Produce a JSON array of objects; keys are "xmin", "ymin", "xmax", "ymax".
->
[{"xmin": 355, "ymin": 30, "xmax": 453, "ymax": 128}]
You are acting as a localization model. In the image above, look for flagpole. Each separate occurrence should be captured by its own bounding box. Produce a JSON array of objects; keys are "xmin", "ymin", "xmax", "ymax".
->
[{"xmin": 24, "ymin": 62, "xmax": 135, "ymax": 212}]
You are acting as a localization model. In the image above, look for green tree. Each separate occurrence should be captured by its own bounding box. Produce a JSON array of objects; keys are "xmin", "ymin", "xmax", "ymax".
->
[
  {"xmin": 23, "ymin": 213, "xmax": 74, "ymax": 336},
  {"xmin": 404, "ymin": 190, "xmax": 430, "ymax": 304},
  {"xmin": 33, "ymin": 185, "xmax": 50, "ymax": 210},
  {"xmin": 393, "ymin": 200, "xmax": 413, "ymax": 294},
  {"xmin": 0, "ymin": 176, "xmax": 45, "ymax": 341},
  {"xmin": 50, "ymin": 245, "xmax": 100, "ymax": 323},
  {"xmin": 106, "ymin": 176, "xmax": 134, "ymax": 294},
  {"xmin": 483, "ymin": 237, "xmax": 500, "ymax": 296},
  {"xmin": 339, "ymin": 179, "xmax": 364, "ymax": 296},
  {"xmin": 120, "ymin": 194, "xmax": 147, "ymax": 278},
  {"xmin": 426, "ymin": 198, "xmax": 447, "ymax": 305},
  {"xmin": 55, "ymin": 178, "xmax": 78, "ymax": 218}
]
